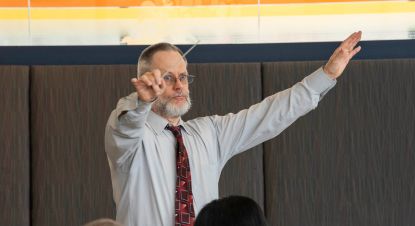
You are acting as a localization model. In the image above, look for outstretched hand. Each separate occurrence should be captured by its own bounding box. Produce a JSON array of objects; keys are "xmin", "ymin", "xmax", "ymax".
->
[
  {"xmin": 323, "ymin": 31, "xmax": 362, "ymax": 79},
  {"xmin": 131, "ymin": 69, "xmax": 166, "ymax": 103}
]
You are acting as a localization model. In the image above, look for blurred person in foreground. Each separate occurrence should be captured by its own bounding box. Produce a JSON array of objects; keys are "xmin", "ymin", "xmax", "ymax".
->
[{"xmin": 195, "ymin": 196, "xmax": 268, "ymax": 226}]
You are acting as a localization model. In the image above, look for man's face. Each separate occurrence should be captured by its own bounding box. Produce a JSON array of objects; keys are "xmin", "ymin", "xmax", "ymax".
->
[{"xmin": 150, "ymin": 50, "xmax": 191, "ymax": 118}]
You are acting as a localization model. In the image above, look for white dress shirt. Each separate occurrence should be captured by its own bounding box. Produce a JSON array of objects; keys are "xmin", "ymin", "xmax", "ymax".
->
[{"xmin": 104, "ymin": 67, "xmax": 336, "ymax": 226}]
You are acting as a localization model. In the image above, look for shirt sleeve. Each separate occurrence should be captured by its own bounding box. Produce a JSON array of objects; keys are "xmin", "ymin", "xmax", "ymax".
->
[
  {"xmin": 104, "ymin": 92, "xmax": 152, "ymax": 167},
  {"xmin": 210, "ymin": 67, "xmax": 336, "ymax": 167}
]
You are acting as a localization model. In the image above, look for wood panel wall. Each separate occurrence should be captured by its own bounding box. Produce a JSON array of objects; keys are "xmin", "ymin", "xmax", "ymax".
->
[
  {"xmin": 263, "ymin": 59, "xmax": 415, "ymax": 226},
  {"xmin": 30, "ymin": 65, "xmax": 136, "ymax": 226},
  {"xmin": 0, "ymin": 66, "xmax": 30, "ymax": 226},
  {"xmin": 1, "ymin": 59, "xmax": 414, "ymax": 226}
]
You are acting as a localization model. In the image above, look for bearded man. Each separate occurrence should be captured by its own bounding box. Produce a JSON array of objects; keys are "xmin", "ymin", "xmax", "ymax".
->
[{"xmin": 105, "ymin": 31, "xmax": 362, "ymax": 226}]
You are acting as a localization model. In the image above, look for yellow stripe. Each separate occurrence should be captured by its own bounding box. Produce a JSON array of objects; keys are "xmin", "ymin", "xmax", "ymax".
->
[
  {"xmin": 1, "ymin": 2, "xmax": 415, "ymax": 20},
  {"xmin": 0, "ymin": 8, "xmax": 29, "ymax": 19},
  {"xmin": 29, "ymin": 6, "xmax": 258, "ymax": 19},
  {"xmin": 260, "ymin": 2, "xmax": 415, "ymax": 16}
]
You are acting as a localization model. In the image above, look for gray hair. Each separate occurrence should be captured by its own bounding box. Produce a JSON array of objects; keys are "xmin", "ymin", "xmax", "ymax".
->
[{"xmin": 137, "ymin": 42, "xmax": 185, "ymax": 76}]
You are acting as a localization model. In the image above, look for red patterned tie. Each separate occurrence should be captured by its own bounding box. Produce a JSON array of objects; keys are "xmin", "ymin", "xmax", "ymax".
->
[{"xmin": 167, "ymin": 125, "xmax": 195, "ymax": 226}]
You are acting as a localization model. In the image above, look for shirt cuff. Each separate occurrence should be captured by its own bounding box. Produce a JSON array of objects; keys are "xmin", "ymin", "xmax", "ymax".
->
[{"xmin": 303, "ymin": 67, "xmax": 337, "ymax": 96}]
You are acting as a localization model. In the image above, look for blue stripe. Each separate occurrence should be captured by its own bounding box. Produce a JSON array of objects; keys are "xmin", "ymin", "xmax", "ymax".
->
[{"xmin": 1, "ymin": 39, "xmax": 414, "ymax": 65}]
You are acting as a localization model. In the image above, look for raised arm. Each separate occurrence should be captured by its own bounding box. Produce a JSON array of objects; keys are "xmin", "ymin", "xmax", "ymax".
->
[
  {"xmin": 212, "ymin": 31, "xmax": 362, "ymax": 165},
  {"xmin": 105, "ymin": 69, "xmax": 166, "ymax": 166}
]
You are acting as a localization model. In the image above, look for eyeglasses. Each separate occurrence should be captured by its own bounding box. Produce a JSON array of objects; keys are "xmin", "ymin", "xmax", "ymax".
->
[{"xmin": 163, "ymin": 73, "xmax": 195, "ymax": 86}]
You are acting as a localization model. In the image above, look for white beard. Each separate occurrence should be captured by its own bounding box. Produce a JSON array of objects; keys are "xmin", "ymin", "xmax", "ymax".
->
[{"xmin": 153, "ymin": 94, "xmax": 192, "ymax": 118}]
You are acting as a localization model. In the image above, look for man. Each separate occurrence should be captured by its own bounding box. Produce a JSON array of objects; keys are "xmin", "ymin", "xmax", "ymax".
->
[{"xmin": 105, "ymin": 31, "xmax": 362, "ymax": 226}]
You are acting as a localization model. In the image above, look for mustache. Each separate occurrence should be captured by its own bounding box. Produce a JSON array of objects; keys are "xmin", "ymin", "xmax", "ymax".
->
[{"xmin": 170, "ymin": 93, "xmax": 189, "ymax": 99}]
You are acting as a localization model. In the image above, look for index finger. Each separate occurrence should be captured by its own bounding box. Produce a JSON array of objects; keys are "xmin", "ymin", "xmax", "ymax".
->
[
  {"xmin": 151, "ymin": 69, "xmax": 161, "ymax": 77},
  {"xmin": 341, "ymin": 31, "xmax": 362, "ymax": 49},
  {"xmin": 152, "ymin": 69, "xmax": 162, "ymax": 85}
]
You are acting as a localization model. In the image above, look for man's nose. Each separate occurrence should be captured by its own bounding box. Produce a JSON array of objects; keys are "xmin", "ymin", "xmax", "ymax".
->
[{"xmin": 173, "ymin": 78, "xmax": 184, "ymax": 89}]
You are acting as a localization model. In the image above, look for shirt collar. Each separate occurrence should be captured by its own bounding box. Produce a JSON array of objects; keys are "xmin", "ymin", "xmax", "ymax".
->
[{"xmin": 147, "ymin": 110, "xmax": 191, "ymax": 135}]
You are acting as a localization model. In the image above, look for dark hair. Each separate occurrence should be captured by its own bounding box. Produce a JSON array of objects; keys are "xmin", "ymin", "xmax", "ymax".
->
[
  {"xmin": 195, "ymin": 196, "xmax": 268, "ymax": 226},
  {"xmin": 137, "ymin": 42, "xmax": 185, "ymax": 76}
]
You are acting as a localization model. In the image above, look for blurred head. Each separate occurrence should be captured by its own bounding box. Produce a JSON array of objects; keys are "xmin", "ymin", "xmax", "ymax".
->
[
  {"xmin": 138, "ymin": 43, "xmax": 192, "ymax": 118},
  {"xmin": 194, "ymin": 196, "xmax": 268, "ymax": 226},
  {"xmin": 83, "ymin": 218, "xmax": 122, "ymax": 226}
]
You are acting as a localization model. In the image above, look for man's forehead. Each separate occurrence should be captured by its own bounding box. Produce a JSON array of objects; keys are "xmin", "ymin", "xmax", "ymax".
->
[
  {"xmin": 151, "ymin": 50, "xmax": 187, "ymax": 72},
  {"xmin": 152, "ymin": 50, "xmax": 183, "ymax": 62}
]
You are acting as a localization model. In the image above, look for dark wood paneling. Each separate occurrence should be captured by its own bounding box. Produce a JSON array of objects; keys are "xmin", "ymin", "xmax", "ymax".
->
[
  {"xmin": 263, "ymin": 60, "xmax": 415, "ymax": 226},
  {"xmin": 185, "ymin": 63, "xmax": 264, "ymax": 209},
  {"xmin": 0, "ymin": 66, "xmax": 30, "ymax": 226},
  {"xmin": 30, "ymin": 65, "xmax": 136, "ymax": 226}
]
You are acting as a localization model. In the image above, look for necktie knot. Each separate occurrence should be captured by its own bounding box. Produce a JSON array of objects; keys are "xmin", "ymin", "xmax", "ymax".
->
[{"xmin": 166, "ymin": 125, "xmax": 182, "ymax": 138}]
